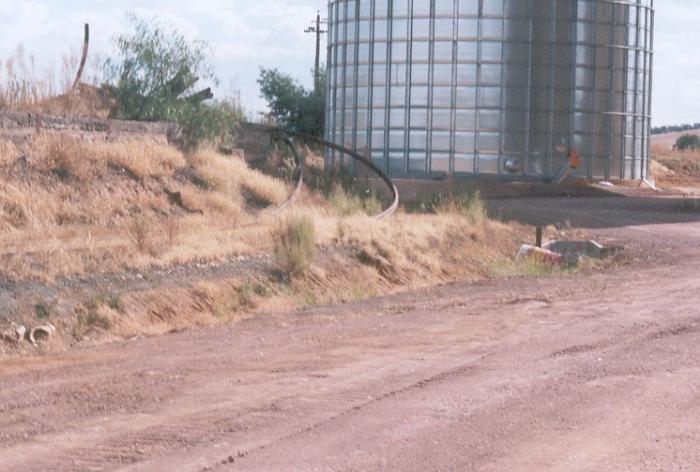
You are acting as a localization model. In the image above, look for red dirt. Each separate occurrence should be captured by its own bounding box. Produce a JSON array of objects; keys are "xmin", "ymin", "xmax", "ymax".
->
[{"xmin": 1, "ymin": 196, "xmax": 700, "ymax": 471}]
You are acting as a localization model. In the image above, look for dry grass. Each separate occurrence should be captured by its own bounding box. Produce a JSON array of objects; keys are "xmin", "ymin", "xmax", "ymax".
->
[
  {"xmin": 26, "ymin": 134, "xmax": 187, "ymax": 181},
  {"xmin": 191, "ymin": 149, "xmax": 290, "ymax": 206},
  {"xmin": 100, "ymin": 139, "xmax": 186, "ymax": 180},
  {"xmin": 71, "ymin": 277, "xmax": 271, "ymax": 340},
  {"xmin": 328, "ymin": 184, "xmax": 383, "ymax": 216},
  {"xmin": 128, "ymin": 215, "xmax": 152, "ymax": 254},
  {"xmin": 0, "ymin": 141, "xmax": 20, "ymax": 165},
  {"xmin": 160, "ymin": 215, "xmax": 181, "ymax": 246},
  {"xmin": 26, "ymin": 133, "xmax": 96, "ymax": 179},
  {"xmin": 0, "ymin": 136, "xmax": 522, "ymax": 284},
  {"xmin": 487, "ymin": 255, "xmax": 562, "ymax": 278},
  {"xmin": 190, "ymin": 149, "xmax": 243, "ymax": 193},
  {"xmin": 272, "ymin": 214, "xmax": 316, "ymax": 280},
  {"xmin": 319, "ymin": 201, "xmax": 517, "ymax": 289},
  {"xmin": 1, "ymin": 45, "xmax": 108, "ymax": 117},
  {"xmin": 202, "ymin": 192, "xmax": 243, "ymax": 221},
  {"xmin": 0, "ymin": 133, "xmax": 296, "ymax": 280},
  {"xmin": 47, "ymin": 205, "xmax": 527, "ymax": 345},
  {"xmin": 652, "ymin": 144, "xmax": 700, "ymax": 192},
  {"xmin": 653, "ymin": 145, "xmax": 700, "ymax": 177},
  {"xmin": 0, "ymin": 183, "xmax": 31, "ymax": 231},
  {"xmin": 433, "ymin": 191, "xmax": 488, "ymax": 225},
  {"xmin": 0, "ymin": 132, "xmax": 548, "ymax": 350},
  {"xmin": 73, "ymin": 305, "xmax": 113, "ymax": 339}
]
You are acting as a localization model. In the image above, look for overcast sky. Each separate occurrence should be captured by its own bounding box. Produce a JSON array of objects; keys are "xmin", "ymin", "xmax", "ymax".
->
[{"xmin": 0, "ymin": 0, "xmax": 697, "ymax": 126}]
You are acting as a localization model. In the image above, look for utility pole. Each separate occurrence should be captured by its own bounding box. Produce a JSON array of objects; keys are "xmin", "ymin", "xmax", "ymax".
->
[{"xmin": 304, "ymin": 10, "xmax": 327, "ymax": 93}]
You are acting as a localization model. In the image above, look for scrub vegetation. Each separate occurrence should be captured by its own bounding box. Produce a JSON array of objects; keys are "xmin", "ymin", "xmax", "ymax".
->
[
  {"xmin": 0, "ymin": 14, "xmax": 559, "ymax": 353},
  {"xmin": 1, "ymin": 15, "xmax": 243, "ymax": 148},
  {"xmin": 0, "ymin": 134, "xmax": 540, "ymax": 347}
]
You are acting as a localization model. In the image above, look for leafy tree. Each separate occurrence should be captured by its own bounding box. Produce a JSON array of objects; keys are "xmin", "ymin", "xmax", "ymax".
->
[
  {"xmin": 258, "ymin": 68, "xmax": 325, "ymax": 137},
  {"xmin": 675, "ymin": 134, "xmax": 700, "ymax": 151},
  {"xmin": 104, "ymin": 15, "xmax": 240, "ymax": 148}
]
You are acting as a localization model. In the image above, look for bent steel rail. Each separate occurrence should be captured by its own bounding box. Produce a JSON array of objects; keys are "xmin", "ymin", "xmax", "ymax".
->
[
  {"xmin": 234, "ymin": 130, "xmax": 306, "ymax": 228},
  {"xmin": 243, "ymin": 123, "xmax": 399, "ymax": 220}
]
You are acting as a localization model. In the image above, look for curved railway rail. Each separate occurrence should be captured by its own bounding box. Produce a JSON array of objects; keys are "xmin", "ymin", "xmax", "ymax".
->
[{"xmin": 255, "ymin": 124, "xmax": 400, "ymax": 220}]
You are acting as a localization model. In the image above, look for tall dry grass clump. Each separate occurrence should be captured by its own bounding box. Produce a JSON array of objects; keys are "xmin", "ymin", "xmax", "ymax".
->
[
  {"xmin": 128, "ymin": 214, "xmax": 152, "ymax": 254},
  {"xmin": 24, "ymin": 134, "xmax": 187, "ymax": 181},
  {"xmin": 26, "ymin": 134, "xmax": 96, "ymax": 179},
  {"xmin": 97, "ymin": 138, "xmax": 186, "ymax": 180},
  {"xmin": 272, "ymin": 215, "xmax": 316, "ymax": 280},
  {"xmin": 0, "ymin": 46, "xmax": 52, "ymax": 109},
  {"xmin": 328, "ymin": 184, "xmax": 383, "ymax": 217},
  {"xmin": 190, "ymin": 149, "xmax": 290, "ymax": 206},
  {"xmin": 421, "ymin": 191, "xmax": 488, "ymax": 226},
  {"xmin": 0, "ymin": 141, "xmax": 20, "ymax": 166},
  {"xmin": 190, "ymin": 150, "xmax": 244, "ymax": 193},
  {"xmin": 0, "ymin": 184, "xmax": 29, "ymax": 230},
  {"xmin": 1, "ymin": 45, "xmax": 106, "ymax": 116}
]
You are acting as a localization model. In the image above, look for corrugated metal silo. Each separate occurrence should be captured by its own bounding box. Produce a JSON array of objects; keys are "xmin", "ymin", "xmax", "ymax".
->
[{"xmin": 325, "ymin": 0, "xmax": 654, "ymax": 181}]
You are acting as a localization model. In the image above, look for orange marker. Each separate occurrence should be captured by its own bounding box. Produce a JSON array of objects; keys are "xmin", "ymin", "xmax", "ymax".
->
[{"xmin": 569, "ymin": 147, "xmax": 581, "ymax": 169}]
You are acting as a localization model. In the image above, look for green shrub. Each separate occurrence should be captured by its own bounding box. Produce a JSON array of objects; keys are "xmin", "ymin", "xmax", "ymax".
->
[
  {"xmin": 90, "ymin": 292, "xmax": 126, "ymax": 313},
  {"xmin": 272, "ymin": 215, "xmax": 316, "ymax": 280},
  {"xmin": 73, "ymin": 308, "xmax": 112, "ymax": 339},
  {"xmin": 258, "ymin": 68, "xmax": 325, "ymax": 137},
  {"xmin": 34, "ymin": 303, "xmax": 51, "ymax": 320},
  {"xmin": 175, "ymin": 100, "xmax": 242, "ymax": 150},
  {"xmin": 675, "ymin": 134, "xmax": 700, "ymax": 151},
  {"xmin": 103, "ymin": 15, "xmax": 242, "ymax": 149},
  {"xmin": 252, "ymin": 283, "xmax": 270, "ymax": 297}
]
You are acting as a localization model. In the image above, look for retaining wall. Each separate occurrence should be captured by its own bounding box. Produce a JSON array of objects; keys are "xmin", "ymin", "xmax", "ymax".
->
[{"xmin": 0, "ymin": 111, "xmax": 177, "ymax": 144}]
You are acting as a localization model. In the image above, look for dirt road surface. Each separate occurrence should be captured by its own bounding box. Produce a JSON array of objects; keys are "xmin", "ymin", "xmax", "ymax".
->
[{"xmin": 2, "ymin": 196, "xmax": 700, "ymax": 471}]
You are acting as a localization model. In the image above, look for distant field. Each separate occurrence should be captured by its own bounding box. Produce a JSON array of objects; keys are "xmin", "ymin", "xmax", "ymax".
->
[{"xmin": 652, "ymin": 129, "xmax": 700, "ymax": 150}]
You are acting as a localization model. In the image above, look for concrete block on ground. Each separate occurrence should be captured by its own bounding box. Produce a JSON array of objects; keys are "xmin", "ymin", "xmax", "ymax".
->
[
  {"xmin": 544, "ymin": 240, "xmax": 606, "ymax": 259},
  {"xmin": 1, "ymin": 323, "xmax": 26, "ymax": 344},
  {"xmin": 516, "ymin": 244, "xmax": 565, "ymax": 265},
  {"xmin": 13, "ymin": 323, "xmax": 26, "ymax": 341}
]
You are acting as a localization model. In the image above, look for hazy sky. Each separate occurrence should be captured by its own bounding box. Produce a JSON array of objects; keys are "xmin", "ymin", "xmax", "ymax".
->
[{"xmin": 0, "ymin": 0, "xmax": 697, "ymax": 126}]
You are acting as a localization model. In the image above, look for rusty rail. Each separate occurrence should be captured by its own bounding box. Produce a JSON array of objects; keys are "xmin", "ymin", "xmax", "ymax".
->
[
  {"xmin": 234, "ymin": 129, "xmax": 306, "ymax": 228},
  {"xmin": 247, "ymin": 124, "xmax": 399, "ymax": 220}
]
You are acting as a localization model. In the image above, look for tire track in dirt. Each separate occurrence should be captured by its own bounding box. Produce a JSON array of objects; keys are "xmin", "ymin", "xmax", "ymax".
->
[{"xmin": 221, "ymin": 282, "xmax": 700, "ymax": 472}]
